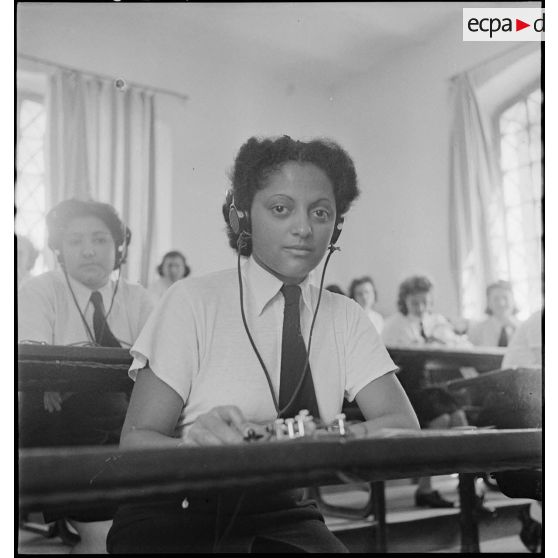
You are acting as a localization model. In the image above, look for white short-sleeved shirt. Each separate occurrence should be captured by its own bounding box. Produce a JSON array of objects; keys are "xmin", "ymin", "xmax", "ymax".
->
[
  {"xmin": 130, "ymin": 257, "xmax": 396, "ymax": 438},
  {"xmin": 382, "ymin": 312, "xmax": 471, "ymax": 347},
  {"xmin": 502, "ymin": 310, "xmax": 542, "ymax": 368},
  {"xmin": 18, "ymin": 270, "xmax": 154, "ymax": 347},
  {"xmin": 467, "ymin": 315, "xmax": 520, "ymax": 347}
]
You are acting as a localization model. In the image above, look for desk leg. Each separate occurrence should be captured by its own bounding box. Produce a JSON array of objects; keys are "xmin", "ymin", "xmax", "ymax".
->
[
  {"xmin": 458, "ymin": 473, "xmax": 479, "ymax": 553},
  {"xmin": 371, "ymin": 481, "xmax": 387, "ymax": 553}
]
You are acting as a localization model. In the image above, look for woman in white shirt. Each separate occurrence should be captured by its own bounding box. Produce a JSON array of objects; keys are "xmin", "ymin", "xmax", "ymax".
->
[
  {"xmin": 467, "ymin": 280, "xmax": 521, "ymax": 347},
  {"xmin": 382, "ymin": 275, "xmax": 474, "ymax": 509},
  {"xmin": 349, "ymin": 275, "xmax": 384, "ymax": 333},
  {"xmin": 18, "ymin": 199, "xmax": 153, "ymax": 553},
  {"xmin": 148, "ymin": 250, "xmax": 191, "ymax": 302},
  {"xmin": 107, "ymin": 135, "xmax": 419, "ymax": 553}
]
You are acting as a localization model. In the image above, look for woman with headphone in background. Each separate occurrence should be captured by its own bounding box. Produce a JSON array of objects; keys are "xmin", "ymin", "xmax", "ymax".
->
[
  {"xmin": 18, "ymin": 198, "xmax": 153, "ymax": 553},
  {"xmin": 107, "ymin": 135, "xmax": 419, "ymax": 553},
  {"xmin": 148, "ymin": 250, "xmax": 191, "ymax": 302}
]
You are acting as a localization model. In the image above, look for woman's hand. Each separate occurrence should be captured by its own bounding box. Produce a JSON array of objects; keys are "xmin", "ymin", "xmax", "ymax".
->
[
  {"xmin": 43, "ymin": 391, "xmax": 63, "ymax": 413},
  {"xmin": 184, "ymin": 405, "xmax": 249, "ymax": 446}
]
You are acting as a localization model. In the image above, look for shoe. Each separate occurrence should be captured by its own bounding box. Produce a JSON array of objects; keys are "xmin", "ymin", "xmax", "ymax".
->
[
  {"xmin": 481, "ymin": 473, "xmax": 500, "ymax": 492},
  {"xmin": 415, "ymin": 490, "xmax": 455, "ymax": 508},
  {"xmin": 474, "ymin": 494, "xmax": 497, "ymax": 518},
  {"xmin": 518, "ymin": 505, "xmax": 542, "ymax": 553}
]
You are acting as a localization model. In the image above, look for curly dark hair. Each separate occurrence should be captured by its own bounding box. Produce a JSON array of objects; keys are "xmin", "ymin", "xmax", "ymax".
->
[
  {"xmin": 222, "ymin": 135, "xmax": 360, "ymax": 255},
  {"xmin": 348, "ymin": 276, "xmax": 378, "ymax": 302},
  {"xmin": 397, "ymin": 275, "xmax": 434, "ymax": 315}
]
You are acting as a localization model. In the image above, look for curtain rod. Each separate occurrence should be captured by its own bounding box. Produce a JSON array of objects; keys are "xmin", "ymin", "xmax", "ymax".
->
[
  {"xmin": 448, "ymin": 43, "xmax": 540, "ymax": 81},
  {"xmin": 17, "ymin": 53, "xmax": 189, "ymax": 102}
]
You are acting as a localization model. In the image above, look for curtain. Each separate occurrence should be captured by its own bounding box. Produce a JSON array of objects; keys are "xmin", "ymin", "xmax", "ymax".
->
[
  {"xmin": 46, "ymin": 69, "xmax": 156, "ymax": 285},
  {"xmin": 448, "ymin": 73, "xmax": 503, "ymax": 319}
]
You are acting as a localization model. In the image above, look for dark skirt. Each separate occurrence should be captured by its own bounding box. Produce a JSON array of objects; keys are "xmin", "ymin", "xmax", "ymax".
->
[
  {"xmin": 107, "ymin": 490, "xmax": 348, "ymax": 554},
  {"xmin": 407, "ymin": 387, "xmax": 461, "ymax": 428}
]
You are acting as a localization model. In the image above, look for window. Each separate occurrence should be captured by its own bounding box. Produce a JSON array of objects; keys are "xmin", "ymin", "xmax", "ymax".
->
[
  {"xmin": 16, "ymin": 83, "xmax": 48, "ymax": 275},
  {"xmin": 491, "ymin": 87, "xmax": 542, "ymax": 319}
]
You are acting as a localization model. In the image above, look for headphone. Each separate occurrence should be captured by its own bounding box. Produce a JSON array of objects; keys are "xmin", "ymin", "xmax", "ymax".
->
[
  {"xmin": 47, "ymin": 200, "xmax": 131, "ymax": 270},
  {"xmin": 226, "ymin": 190, "xmax": 344, "ymax": 246}
]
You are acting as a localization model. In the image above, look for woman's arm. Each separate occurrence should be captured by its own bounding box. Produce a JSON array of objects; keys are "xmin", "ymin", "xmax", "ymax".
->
[
  {"xmin": 351, "ymin": 371, "xmax": 420, "ymax": 436},
  {"xmin": 121, "ymin": 368, "xmax": 250, "ymax": 449}
]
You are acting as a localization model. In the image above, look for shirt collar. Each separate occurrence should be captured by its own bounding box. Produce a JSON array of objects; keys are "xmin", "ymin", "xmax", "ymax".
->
[
  {"xmin": 244, "ymin": 256, "xmax": 312, "ymax": 316},
  {"xmin": 64, "ymin": 272, "xmax": 116, "ymax": 311}
]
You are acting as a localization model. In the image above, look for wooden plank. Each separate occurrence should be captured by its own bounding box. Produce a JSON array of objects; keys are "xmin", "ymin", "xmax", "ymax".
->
[
  {"xmin": 19, "ymin": 428, "xmax": 542, "ymax": 512},
  {"xmin": 387, "ymin": 346, "xmax": 506, "ymax": 373}
]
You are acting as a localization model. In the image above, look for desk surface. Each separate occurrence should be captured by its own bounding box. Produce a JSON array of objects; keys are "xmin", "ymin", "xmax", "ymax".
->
[
  {"xmin": 18, "ymin": 344, "xmax": 507, "ymax": 391},
  {"xmin": 19, "ymin": 428, "xmax": 541, "ymax": 511},
  {"xmin": 387, "ymin": 346, "xmax": 506, "ymax": 372}
]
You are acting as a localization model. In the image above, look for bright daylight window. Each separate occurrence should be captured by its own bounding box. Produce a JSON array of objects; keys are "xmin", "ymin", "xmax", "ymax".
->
[
  {"xmin": 491, "ymin": 87, "xmax": 542, "ymax": 319},
  {"xmin": 16, "ymin": 92, "xmax": 48, "ymax": 275}
]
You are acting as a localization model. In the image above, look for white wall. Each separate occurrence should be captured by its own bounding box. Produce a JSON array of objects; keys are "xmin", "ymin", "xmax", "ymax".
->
[
  {"xmin": 17, "ymin": 4, "xmax": 529, "ymax": 318},
  {"xmin": 320, "ymin": 19, "xmax": 526, "ymax": 318}
]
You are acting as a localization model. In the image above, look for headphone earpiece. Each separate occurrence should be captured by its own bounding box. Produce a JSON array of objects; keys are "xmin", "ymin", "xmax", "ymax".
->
[
  {"xmin": 114, "ymin": 225, "xmax": 131, "ymax": 270},
  {"xmin": 330, "ymin": 216, "xmax": 344, "ymax": 246},
  {"xmin": 227, "ymin": 190, "xmax": 250, "ymax": 236}
]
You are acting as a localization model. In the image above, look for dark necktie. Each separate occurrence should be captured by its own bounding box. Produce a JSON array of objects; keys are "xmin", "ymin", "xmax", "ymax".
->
[
  {"xmin": 419, "ymin": 321, "xmax": 428, "ymax": 341},
  {"xmin": 278, "ymin": 285, "xmax": 319, "ymax": 419},
  {"xmin": 497, "ymin": 325, "xmax": 509, "ymax": 347},
  {"xmin": 90, "ymin": 291, "xmax": 122, "ymax": 347}
]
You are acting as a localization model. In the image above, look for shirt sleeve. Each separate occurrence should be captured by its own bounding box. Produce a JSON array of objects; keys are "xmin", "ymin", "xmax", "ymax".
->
[
  {"xmin": 17, "ymin": 276, "xmax": 55, "ymax": 344},
  {"xmin": 129, "ymin": 282, "xmax": 200, "ymax": 404},
  {"xmin": 343, "ymin": 300, "xmax": 397, "ymax": 401},
  {"xmin": 502, "ymin": 314, "xmax": 541, "ymax": 368}
]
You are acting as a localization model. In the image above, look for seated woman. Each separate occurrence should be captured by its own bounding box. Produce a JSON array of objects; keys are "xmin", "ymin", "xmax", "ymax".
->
[
  {"xmin": 106, "ymin": 135, "xmax": 419, "ymax": 554},
  {"xmin": 349, "ymin": 275, "xmax": 384, "ymax": 333},
  {"xmin": 382, "ymin": 275, "xmax": 473, "ymax": 509},
  {"xmin": 467, "ymin": 280, "xmax": 521, "ymax": 347},
  {"xmin": 148, "ymin": 250, "xmax": 191, "ymax": 302},
  {"xmin": 18, "ymin": 198, "xmax": 153, "ymax": 553},
  {"xmin": 383, "ymin": 276, "xmax": 470, "ymax": 348},
  {"xmin": 17, "ymin": 234, "xmax": 39, "ymax": 287}
]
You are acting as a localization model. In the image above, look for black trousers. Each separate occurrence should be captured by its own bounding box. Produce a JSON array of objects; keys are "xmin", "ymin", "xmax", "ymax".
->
[{"xmin": 107, "ymin": 491, "xmax": 349, "ymax": 554}]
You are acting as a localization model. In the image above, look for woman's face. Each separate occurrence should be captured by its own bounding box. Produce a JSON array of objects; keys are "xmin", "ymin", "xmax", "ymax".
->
[
  {"xmin": 405, "ymin": 291, "xmax": 433, "ymax": 320},
  {"xmin": 162, "ymin": 256, "xmax": 186, "ymax": 282},
  {"xmin": 250, "ymin": 162, "xmax": 336, "ymax": 285},
  {"xmin": 61, "ymin": 216, "xmax": 116, "ymax": 290},
  {"xmin": 487, "ymin": 287, "xmax": 513, "ymax": 319},
  {"xmin": 353, "ymin": 282, "xmax": 376, "ymax": 310}
]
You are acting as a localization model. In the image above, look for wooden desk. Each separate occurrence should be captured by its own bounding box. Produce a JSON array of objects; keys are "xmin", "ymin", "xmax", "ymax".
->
[
  {"xmin": 20, "ymin": 428, "xmax": 541, "ymax": 509},
  {"xmin": 18, "ymin": 344, "xmax": 506, "ymax": 392},
  {"xmin": 386, "ymin": 346, "xmax": 506, "ymax": 390},
  {"xmin": 17, "ymin": 344, "xmax": 132, "ymax": 392},
  {"xmin": 387, "ymin": 346, "xmax": 506, "ymax": 373}
]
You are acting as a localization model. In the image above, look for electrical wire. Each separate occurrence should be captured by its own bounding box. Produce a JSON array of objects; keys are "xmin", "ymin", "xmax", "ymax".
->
[{"xmin": 236, "ymin": 233, "xmax": 339, "ymax": 417}]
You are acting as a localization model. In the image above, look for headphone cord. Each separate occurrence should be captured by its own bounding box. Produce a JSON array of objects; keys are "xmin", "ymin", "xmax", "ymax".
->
[
  {"xmin": 236, "ymin": 233, "xmax": 339, "ymax": 416},
  {"xmin": 237, "ymin": 233, "xmax": 280, "ymax": 412},
  {"xmin": 61, "ymin": 264, "xmax": 122, "ymax": 346}
]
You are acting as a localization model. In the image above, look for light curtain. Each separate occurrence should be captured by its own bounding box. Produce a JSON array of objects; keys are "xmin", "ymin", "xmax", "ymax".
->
[
  {"xmin": 448, "ymin": 72, "xmax": 503, "ymax": 319},
  {"xmin": 46, "ymin": 69, "xmax": 156, "ymax": 285}
]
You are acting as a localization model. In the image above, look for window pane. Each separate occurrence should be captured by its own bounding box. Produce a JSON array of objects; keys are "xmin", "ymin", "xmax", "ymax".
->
[
  {"xmin": 495, "ymin": 86, "xmax": 542, "ymax": 318},
  {"xmin": 16, "ymin": 96, "xmax": 48, "ymax": 278}
]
